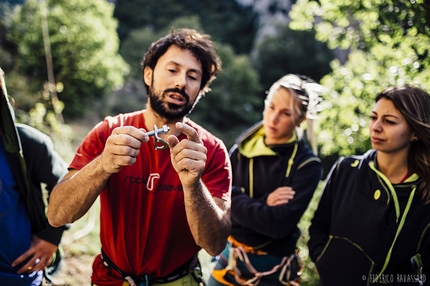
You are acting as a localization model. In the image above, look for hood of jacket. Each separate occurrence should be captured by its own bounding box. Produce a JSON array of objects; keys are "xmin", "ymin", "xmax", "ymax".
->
[
  {"xmin": 0, "ymin": 68, "xmax": 48, "ymax": 233},
  {"xmin": 0, "ymin": 68, "xmax": 21, "ymax": 154}
]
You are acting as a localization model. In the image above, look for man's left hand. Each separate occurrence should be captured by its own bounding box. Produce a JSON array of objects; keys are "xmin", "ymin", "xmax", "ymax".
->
[{"xmin": 167, "ymin": 122, "xmax": 207, "ymax": 189}]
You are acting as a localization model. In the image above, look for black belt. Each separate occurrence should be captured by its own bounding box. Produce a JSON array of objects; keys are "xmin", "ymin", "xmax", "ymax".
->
[{"xmin": 100, "ymin": 249, "xmax": 205, "ymax": 285}]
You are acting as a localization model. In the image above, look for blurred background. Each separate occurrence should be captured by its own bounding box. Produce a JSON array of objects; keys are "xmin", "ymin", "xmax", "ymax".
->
[{"xmin": 1, "ymin": 0, "xmax": 429, "ymax": 284}]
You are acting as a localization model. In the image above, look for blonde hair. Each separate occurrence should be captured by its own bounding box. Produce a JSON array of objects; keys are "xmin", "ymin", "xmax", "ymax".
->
[{"xmin": 264, "ymin": 74, "xmax": 325, "ymax": 154}]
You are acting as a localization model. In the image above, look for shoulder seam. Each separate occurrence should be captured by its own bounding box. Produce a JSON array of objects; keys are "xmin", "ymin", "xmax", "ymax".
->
[{"xmin": 297, "ymin": 157, "xmax": 322, "ymax": 170}]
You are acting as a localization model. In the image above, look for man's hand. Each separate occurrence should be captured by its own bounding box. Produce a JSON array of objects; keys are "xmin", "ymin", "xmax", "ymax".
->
[
  {"xmin": 12, "ymin": 235, "xmax": 58, "ymax": 274},
  {"xmin": 266, "ymin": 186, "xmax": 295, "ymax": 206},
  {"xmin": 167, "ymin": 122, "xmax": 207, "ymax": 189},
  {"xmin": 102, "ymin": 126, "xmax": 150, "ymax": 173}
]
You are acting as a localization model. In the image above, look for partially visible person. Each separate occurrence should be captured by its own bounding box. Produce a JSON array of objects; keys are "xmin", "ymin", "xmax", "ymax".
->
[
  {"xmin": 46, "ymin": 28, "xmax": 232, "ymax": 286},
  {"xmin": 0, "ymin": 67, "xmax": 69, "ymax": 285},
  {"xmin": 209, "ymin": 74, "xmax": 324, "ymax": 285},
  {"xmin": 309, "ymin": 85, "xmax": 430, "ymax": 285}
]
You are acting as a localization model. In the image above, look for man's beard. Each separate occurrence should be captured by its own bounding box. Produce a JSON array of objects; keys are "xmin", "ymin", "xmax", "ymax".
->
[{"xmin": 148, "ymin": 85, "xmax": 196, "ymax": 120}]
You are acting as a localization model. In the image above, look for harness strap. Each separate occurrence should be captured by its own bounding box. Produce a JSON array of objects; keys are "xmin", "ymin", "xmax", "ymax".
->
[
  {"xmin": 278, "ymin": 257, "xmax": 301, "ymax": 286},
  {"xmin": 224, "ymin": 239, "xmax": 302, "ymax": 285},
  {"xmin": 101, "ymin": 249, "xmax": 199, "ymax": 285},
  {"xmin": 227, "ymin": 236, "xmax": 268, "ymax": 255}
]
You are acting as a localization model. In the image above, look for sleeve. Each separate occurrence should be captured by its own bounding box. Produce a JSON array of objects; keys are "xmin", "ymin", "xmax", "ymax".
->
[
  {"xmin": 33, "ymin": 131, "xmax": 68, "ymax": 191},
  {"xmin": 231, "ymin": 158, "xmax": 322, "ymax": 239},
  {"xmin": 308, "ymin": 158, "xmax": 342, "ymax": 263},
  {"xmin": 69, "ymin": 120, "xmax": 110, "ymax": 171},
  {"xmin": 36, "ymin": 135, "xmax": 69, "ymax": 245},
  {"xmin": 19, "ymin": 125, "xmax": 69, "ymax": 245},
  {"xmin": 201, "ymin": 135, "xmax": 232, "ymax": 203}
]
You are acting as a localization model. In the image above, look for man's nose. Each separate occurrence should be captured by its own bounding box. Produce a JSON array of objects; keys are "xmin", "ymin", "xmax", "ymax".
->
[{"xmin": 174, "ymin": 73, "xmax": 187, "ymax": 89}]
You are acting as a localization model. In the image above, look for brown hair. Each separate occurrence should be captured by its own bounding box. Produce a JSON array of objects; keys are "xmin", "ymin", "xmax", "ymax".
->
[
  {"xmin": 376, "ymin": 85, "xmax": 430, "ymax": 204},
  {"xmin": 142, "ymin": 28, "xmax": 221, "ymax": 95}
]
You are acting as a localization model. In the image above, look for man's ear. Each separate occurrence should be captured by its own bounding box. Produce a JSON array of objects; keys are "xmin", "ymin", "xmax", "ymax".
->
[{"xmin": 143, "ymin": 66, "xmax": 153, "ymax": 86}]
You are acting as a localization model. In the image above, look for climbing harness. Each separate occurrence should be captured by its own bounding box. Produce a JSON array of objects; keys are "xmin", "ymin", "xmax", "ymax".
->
[
  {"xmin": 212, "ymin": 237, "xmax": 302, "ymax": 285},
  {"xmin": 100, "ymin": 250, "xmax": 205, "ymax": 286}
]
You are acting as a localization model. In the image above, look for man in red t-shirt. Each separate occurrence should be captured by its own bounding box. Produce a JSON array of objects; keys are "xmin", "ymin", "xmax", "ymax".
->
[{"xmin": 47, "ymin": 28, "xmax": 232, "ymax": 286}]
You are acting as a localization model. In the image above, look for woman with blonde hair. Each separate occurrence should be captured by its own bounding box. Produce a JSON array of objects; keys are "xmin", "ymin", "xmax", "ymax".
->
[{"xmin": 209, "ymin": 74, "xmax": 325, "ymax": 285}]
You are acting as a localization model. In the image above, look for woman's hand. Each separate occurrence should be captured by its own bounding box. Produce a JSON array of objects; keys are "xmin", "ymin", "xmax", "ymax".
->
[{"xmin": 266, "ymin": 186, "xmax": 295, "ymax": 206}]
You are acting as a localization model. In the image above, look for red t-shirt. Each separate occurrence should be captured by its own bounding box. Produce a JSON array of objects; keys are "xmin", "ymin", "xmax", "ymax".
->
[{"xmin": 69, "ymin": 111, "xmax": 231, "ymax": 285}]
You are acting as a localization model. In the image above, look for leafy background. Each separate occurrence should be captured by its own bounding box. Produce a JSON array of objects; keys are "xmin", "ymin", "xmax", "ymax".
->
[{"xmin": 1, "ymin": 0, "xmax": 429, "ymax": 285}]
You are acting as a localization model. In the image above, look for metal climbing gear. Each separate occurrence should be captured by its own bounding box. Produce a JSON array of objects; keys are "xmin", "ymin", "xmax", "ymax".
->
[{"xmin": 147, "ymin": 125, "xmax": 170, "ymax": 150}]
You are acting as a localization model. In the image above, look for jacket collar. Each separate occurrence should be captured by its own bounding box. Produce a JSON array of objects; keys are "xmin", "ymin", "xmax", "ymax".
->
[{"xmin": 238, "ymin": 122, "xmax": 297, "ymax": 158}]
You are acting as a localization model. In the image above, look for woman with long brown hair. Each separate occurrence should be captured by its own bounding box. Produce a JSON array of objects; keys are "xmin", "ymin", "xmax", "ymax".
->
[{"xmin": 309, "ymin": 85, "xmax": 430, "ymax": 285}]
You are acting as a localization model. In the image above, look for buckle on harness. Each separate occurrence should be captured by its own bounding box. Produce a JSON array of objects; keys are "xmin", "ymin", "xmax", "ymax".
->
[
  {"xmin": 101, "ymin": 250, "xmax": 204, "ymax": 285},
  {"xmin": 122, "ymin": 275, "xmax": 154, "ymax": 286},
  {"xmin": 123, "ymin": 276, "xmax": 140, "ymax": 286}
]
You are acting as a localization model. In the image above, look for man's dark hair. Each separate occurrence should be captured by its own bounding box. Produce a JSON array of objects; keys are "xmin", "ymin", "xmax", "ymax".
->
[{"xmin": 142, "ymin": 28, "xmax": 221, "ymax": 95}]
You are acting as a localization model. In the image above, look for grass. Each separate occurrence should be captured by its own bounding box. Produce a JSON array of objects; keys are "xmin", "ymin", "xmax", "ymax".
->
[{"xmin": 49, "ymin": 200, "xmax": 101, "ymax": 285}]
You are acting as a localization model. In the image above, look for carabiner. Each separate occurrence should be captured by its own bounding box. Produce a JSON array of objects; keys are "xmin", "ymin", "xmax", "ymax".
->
[{"xmin": 147, "ymin": 125, "xmax": 170, "ymax": 150}]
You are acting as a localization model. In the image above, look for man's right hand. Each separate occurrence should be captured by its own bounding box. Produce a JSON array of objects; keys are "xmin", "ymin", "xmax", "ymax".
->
[{"xmin": 102, "ymin": 126, "xmax": 150, "ymax": 173}]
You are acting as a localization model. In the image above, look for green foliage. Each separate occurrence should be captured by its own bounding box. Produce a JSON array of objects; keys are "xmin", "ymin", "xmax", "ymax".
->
[
  {"xmin": 114, "ymin": 0, "xmax": 191, "ymax": 38},
  {"xmin": 159, "ymin": 15, "xmax": 204, "ymax": 36},
  {"xmin": 297, "ymin": 182, "xmax": 324, "ymax": 286},
  {"xmin": 193, "ymin": 0, "xmax": 257, "ymax": 55},
  {"xmin": 1, "ymin": 71, "xmax": 38, "ymax": 111},
  {"xmin": 120, "ymin": 16, "xmax": 203, "ymax": 81},
  {"xmin": 189, "ymin": 44, "xmax": 263, "ymax": 149},
  {"xmin": 291, "ymin": 0, "xmax": 430, "ymax": 59},
  {"xmin": 290, "ymin": 0, "xmax": 430, "ymax": 157},
  {"xmin": 0, "ymin": 4, "xmax": 17, "ymax": 70},
  {"xmin": 253, "ymin": 23, "xmax": 334, "ymax": 93},
  {"xmin": 114, "ymin": 0, "xmax": 258, "ymax": 54},
  {"xmin": 119, "ymin": 28, "xmax": 160, "ymax": 80},
  {"xmin": 1, "ymin": 67, "xmax": 74, "ymax": 160},
  {"xmin": 317, "ymin": 47, "xmax": 430, "ymax": 156},
  {"xmin": 15, "ymin": 102, "xmax": 75, "ymax": 161},
  {"xmin": 6, "ymin": 0, "xmax": 129, "ymax": 118}
]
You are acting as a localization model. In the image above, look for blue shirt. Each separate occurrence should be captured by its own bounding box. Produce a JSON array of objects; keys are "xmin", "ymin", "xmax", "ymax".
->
[{"xmin": 0, "ymin": 138, "xmax": 42, "ymax": 285}]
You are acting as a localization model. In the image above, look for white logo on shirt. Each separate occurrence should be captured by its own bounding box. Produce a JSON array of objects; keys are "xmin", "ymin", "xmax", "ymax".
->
[{"xmin": 147, "ymin": 173, "xmax": 160, "ymax": 192}]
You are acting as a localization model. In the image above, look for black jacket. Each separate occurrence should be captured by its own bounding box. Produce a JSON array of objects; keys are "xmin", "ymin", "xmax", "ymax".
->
[
  {"xmin": 5, "ymin": 124, "xmax": 69, "ymax": 244},
  {"xmin": 309, "ymin": 150, "xmax": 430, "ymax": 285},
  {"xmin": 1, "ymin": 80, "xmax": 68, "ymax": 279},
  {"xmin": 229, "ymin": 122, "xmax": 323, "ymax": 256}
]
